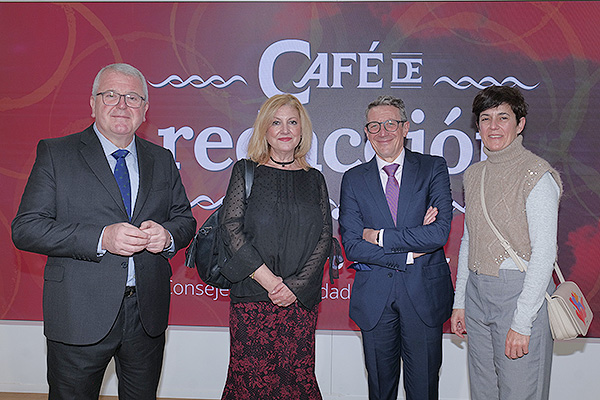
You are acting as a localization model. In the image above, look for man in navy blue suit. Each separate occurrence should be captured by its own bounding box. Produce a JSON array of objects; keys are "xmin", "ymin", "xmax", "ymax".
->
[{"xmin": 339, "ymin": 95, "xmax": 454, "ymax": 400}]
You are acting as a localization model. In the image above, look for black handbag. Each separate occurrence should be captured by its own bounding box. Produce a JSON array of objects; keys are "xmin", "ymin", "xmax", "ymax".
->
[{"xmin": 185, "ymin": 159, "xmax": 255, "ymax": 289}]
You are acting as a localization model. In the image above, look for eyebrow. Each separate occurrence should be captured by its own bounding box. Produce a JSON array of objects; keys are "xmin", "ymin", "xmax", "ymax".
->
[
  {"xmin": 100, "ymin": 89, "xmax": 142, "ymax": 95},
  {"xmin": 480, "ymin": 111, "xmax": 510, "ymax": 117},
  {"xmin": 273, "ymin": 116, "xmax": 297, "ymax": 121}
]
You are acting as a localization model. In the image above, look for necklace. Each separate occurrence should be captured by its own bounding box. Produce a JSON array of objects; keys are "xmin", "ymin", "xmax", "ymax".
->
[{"xmin": 270, "ymin": 156, "xmax": 295, "ymax": 167}]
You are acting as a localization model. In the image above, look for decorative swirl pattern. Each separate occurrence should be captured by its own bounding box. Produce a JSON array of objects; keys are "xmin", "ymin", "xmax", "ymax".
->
[
  {"xmin": 190, "ymin": 194, "xmax": 224, "ymax": 211},
  {"xmin": 148, "ymin": 74, "xmax": 247, "ymax": 89},
  {"xmin": 433, "ymin": 76, "xmax": 539, "ymax": 90}
]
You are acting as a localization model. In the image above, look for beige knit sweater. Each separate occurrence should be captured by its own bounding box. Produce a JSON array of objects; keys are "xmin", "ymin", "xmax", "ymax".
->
[{"xmin": 463, "ymin": 135, "xmax": 562, "ymax": 277}]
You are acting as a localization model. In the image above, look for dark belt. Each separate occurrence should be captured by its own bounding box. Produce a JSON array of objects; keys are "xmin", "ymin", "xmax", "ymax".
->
[{"xmin": 124, "ymin": 286, "xmax": 136, "ymax": 297}]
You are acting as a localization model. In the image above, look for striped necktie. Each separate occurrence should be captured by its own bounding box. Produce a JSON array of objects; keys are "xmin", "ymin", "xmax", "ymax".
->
[{"xmin": 383, "ymin": 163, "xmax": 400, "ymax": 225}]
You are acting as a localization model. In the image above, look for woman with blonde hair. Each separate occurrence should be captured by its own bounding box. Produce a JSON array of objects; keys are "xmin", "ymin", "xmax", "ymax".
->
[{"xmin": 219, "ymin": 94, "xmax": 332, "ymax": 399}]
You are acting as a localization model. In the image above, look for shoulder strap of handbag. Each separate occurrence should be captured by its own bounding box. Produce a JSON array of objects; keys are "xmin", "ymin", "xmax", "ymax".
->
[
  {"xmin": 480, "ymin": 164, "xmax": 528, "ymax": 272},
  {"xmin": 479, "ymin": 165, "xmax": 565, "ymax": 295},
  {"xmin": 243, "ymin": 159, "xmax": 255, "ymax": 199}
]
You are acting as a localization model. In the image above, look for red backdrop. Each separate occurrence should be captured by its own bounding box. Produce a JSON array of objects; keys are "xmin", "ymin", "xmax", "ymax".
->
[{"xmin": 2, "ymin": 2, "xmax": 600, "ymax": 334}]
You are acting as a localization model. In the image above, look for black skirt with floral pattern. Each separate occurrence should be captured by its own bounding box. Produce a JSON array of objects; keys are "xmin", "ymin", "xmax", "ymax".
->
[{"xmin": 221, "ymin": 301, "xmax": 322, "ymax": 400}]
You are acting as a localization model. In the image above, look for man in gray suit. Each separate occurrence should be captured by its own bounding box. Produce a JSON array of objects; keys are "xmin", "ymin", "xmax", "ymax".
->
[{"xmin": 12, "ymin": 63, "xmax": 196, "ymax": 399}]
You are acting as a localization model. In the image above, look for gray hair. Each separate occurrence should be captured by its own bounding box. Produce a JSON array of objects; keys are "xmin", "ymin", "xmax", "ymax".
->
[
  {"xmin": 365, "ymin": 95, "xmax": 407, "ymax": 121},
  {"xmin": 92, "ymin": 63, "xmax": 148, "ymax": 101}
]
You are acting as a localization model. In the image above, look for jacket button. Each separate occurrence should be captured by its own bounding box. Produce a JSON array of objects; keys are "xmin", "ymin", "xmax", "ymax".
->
[
  {"xmin": 121, "ymin": 262, "xmax": 128, "ymax": 268},
  {"xmin": 388, "ymin": 272, "xmax": 393, "ymax": 278}
]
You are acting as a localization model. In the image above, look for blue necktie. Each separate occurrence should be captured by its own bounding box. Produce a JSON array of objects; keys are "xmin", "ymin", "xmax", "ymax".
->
[{"xmin": 112, "ymin": 149, "xmax": 132, "ymax": 219}]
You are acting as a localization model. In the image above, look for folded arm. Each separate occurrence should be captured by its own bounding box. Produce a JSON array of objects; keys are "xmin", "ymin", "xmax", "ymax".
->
[
  {"xmin": 340, "ymin": 157, "xmax": 452, "ymax": 269},
  {"xmin": 381, "ymin": 158, "xmax": 452, "ymax": 254},
  {"xmin": 340, "ymin": 172, "xmax": 407, "ymax": 269}
]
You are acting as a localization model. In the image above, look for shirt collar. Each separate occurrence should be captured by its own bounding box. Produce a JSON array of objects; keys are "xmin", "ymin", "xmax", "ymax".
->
[
  {"xmin": 93, "ymin": 123, "xmax": 137, "ymax": 159},
  {"xmin": 375, "ymin": 148, "xmax": 405, "ymax": 172}
]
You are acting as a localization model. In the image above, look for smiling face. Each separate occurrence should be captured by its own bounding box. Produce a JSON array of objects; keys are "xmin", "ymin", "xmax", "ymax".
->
[
  {"xmin": 266, "ymin": 104, "xmax": 302, "ymax": 161},
  {"xmin": 90, "ymin": 69, "xmax": 148, "ymax": 148},
  {"xmin": 478, "ymin": 102, "xmax": 525, "ymax": 152},
  {"xmin": 365, "ymin": 105, "xmax": 409, "ymax": 162}
]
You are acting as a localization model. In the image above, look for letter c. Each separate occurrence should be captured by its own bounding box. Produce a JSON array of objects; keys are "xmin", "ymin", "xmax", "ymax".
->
[{"xmin": 259, "ymin": 39, "xmax": 311, "ymax": 104}]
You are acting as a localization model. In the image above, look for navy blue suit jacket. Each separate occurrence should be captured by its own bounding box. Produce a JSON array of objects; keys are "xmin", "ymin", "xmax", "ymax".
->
[{"xmin": 339, "ymin": 149, "xmax": 454, "ymax": 331}]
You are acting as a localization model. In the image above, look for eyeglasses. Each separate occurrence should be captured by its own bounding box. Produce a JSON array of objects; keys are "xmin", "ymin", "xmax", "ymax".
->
[
  {"xmin": 365, "ymin": 119, "xmax": 406, "ymax": 134},
  {"xmin": 96, "ymin": 91, "xmax": 146, "ymax": 109}
]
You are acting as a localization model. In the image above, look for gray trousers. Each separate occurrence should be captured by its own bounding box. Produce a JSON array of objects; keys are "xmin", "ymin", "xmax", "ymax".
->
[{"xmin": 465, "ymin": 269, "xmax": 553, "ymax": 400}]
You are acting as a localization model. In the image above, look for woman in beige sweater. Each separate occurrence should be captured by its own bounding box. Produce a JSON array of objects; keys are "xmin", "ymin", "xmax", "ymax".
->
[{"xmin": 451, "ymin": 86, "xmax": 562, "ymax": 400}]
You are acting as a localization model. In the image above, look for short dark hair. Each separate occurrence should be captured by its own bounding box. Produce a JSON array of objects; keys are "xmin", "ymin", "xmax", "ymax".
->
[
  {"xmin": 472, "ymin": 86, "xmax": 528, "ymax": 124},
  {"xmin": 365, "ymin": 95, "xmax": 407, "ymax": 121}
]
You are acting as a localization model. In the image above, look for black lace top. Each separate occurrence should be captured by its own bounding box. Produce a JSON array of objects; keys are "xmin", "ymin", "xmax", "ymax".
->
[{"xmin": 219, "ymin": 160, "xmax": 332, "ymax": 309}]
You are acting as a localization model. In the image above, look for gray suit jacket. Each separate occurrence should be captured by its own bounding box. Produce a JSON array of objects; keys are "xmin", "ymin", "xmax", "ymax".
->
[{"xmin": 12, "ymin": 125, "xmax": 196, "ymax": 345}]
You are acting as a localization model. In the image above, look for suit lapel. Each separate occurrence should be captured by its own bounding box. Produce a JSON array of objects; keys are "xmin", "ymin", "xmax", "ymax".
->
[
  {"xmin": 362, "ymin": 157, "xmax": 396, "ymax": 227},
  {"xmin": 132, "ymin": 137, "xmax": 154, "ymax": 223},
  {"xmin": 78, "ymin": 127, "xmax": 129, "ymax": 219},
  {"xmin": 396, "ymin": 149, "xmax": 418, "ymax": 228}
]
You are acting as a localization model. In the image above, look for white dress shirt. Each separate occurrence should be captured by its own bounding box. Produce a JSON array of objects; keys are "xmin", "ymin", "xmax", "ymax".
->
[
  {"xmin": 374, "ymin": 149, "xmax": 414, "ymax": 264},
  {"xmin": 94, "ymin": 124, "xmax": 139, "ymax": 286}
]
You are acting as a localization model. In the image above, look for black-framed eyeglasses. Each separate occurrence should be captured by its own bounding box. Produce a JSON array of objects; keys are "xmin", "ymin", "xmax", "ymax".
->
[
  {"xmin": 365, "ymin": 119, "xmax": 406, "ymax": 134},
  {"xmin": 96, "ymin": 91, "xmax": 146, "ymax": 109}
]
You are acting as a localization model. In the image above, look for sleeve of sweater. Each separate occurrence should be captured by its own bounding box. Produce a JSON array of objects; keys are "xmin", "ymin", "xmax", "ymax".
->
[
  {"xmin": 452, "ymin": 219, "xmax": 469, "ymax": 309},
  {"xmin": 511, "ymin": 171, "xmax": 561, "ymax": 335}
]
